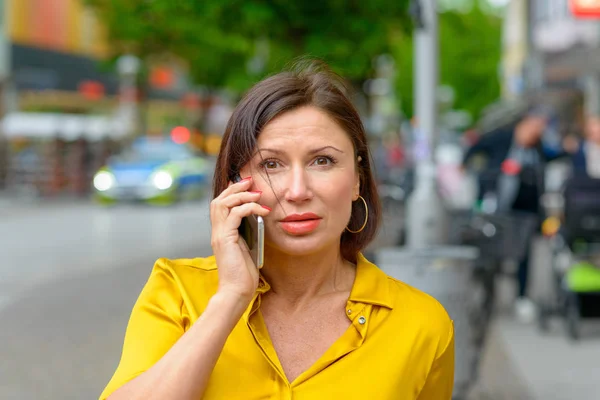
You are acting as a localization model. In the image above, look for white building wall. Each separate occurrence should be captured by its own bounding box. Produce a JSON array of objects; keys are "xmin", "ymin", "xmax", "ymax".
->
[{"xmin": 501, "ymin": 0, "xmax": 529, "ymax": 98}]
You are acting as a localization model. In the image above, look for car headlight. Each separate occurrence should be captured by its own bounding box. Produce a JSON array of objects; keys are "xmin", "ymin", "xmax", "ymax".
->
[
  {"xmin": 152, "ymin": 171, "xmax": 173, "ymax": 190},
  {"xmin": 93, "ymin": 171, "xmax": 115, "ymax": 192}
]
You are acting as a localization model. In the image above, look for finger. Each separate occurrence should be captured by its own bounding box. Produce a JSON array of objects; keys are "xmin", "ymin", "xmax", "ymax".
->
[
  {"xmin": 221, "ymin": 191, "xmax": 262, "ymax": 209},
  {"xmin": 218, "ymin": 176, "xmax": 253, "ymax": 199},
  {"xmin": 211, "ymin": 178, "xmax": 255, "ymax": 222},
  {"xmin": 225, "ymin": 203, "xmax": 271, "ymax": 230}
]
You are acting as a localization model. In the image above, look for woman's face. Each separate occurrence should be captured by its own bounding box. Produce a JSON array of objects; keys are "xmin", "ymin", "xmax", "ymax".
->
[
  {"xmin": 239, "ymin": 106, "xmax": 360, "ymax": 257},
  {"xmin": 516, "ymin": 116, "xmax": 546, "ymax": 147}
]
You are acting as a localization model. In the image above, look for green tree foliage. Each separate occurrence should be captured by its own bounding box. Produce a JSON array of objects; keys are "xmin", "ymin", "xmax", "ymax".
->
[
  {"xmin": 394, "ymin": 2, "xmax": 503, "ymax": 120},
  {"xmin": 87, "ymin": 0, "xmax": 502, "ymax": 120},
  {"xmin": 86, "ymin": 0, "xmax": 411, "ymax": 92}
]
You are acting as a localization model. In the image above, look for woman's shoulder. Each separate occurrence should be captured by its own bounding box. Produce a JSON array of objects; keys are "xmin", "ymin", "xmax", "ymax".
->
[
  {"xmin": 386, "ymin": 276, "xmax": 451, "ymax": 322},
  {"xmin": 138, "ymin": 256, "xmax": 221, "ymax": 319},
  {"xmin": 147, "ymin": 256, "xmax": 220, "ymax": 296},
  {"xmin": 383, "ymin": 273, "xmax": 454, "ymax": 354},
  {"xmin": 357, "ymin": 255, "xmax": 452, "ymax": 345},
  {"xmin": 357, "ymin": 255, "xmax": 451, "ymax": 330},
  {"xmin": 154, "ymin": 255, "xmax": 219, "ymax": 273}
]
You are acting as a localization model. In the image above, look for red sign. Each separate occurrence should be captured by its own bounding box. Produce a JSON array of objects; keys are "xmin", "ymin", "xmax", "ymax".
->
[
  {"xmin": 181, "ymin": 93, "xmax": 201, "ymax": 110},
  {"xmin": 570, "ymin": 0, "xmax": 600, "ymax": 18},
  {"xmin": 78, "ymin": 80, "xmax": 105, "ymax": 100},
  {"xmin": 150, "ymin": 66, "xmax": 175, "ymax": 89}
]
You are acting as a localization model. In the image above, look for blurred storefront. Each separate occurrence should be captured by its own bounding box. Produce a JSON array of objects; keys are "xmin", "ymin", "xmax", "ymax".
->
[
  {"xmin": 497, "ymin": 0, "xmax": 600, "ymax": 137},
  {"xmin": 531, "ymin": 0, "xmax": 600, "ymax": 137},
  {"xmin": 0, "ymin": 0, "xmax": 207, "ymax": 197}
]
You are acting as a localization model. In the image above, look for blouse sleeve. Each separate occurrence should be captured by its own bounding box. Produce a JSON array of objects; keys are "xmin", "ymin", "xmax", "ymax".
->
[
  {"xmin": 99, "ymin": 259, "xmax": 185, "ymax": 400},
  {"xmin": 417, "ymin": 321, "xmax": 455, "ymax": 400}
]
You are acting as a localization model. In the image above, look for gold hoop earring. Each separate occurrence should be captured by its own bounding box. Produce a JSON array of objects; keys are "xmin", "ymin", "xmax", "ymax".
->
[{"xmin": 346, "ymin": 195, "xmax": 368, "ymax": 234}]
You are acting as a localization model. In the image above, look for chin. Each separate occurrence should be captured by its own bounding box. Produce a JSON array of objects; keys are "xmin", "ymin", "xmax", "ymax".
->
[{"xmin": 265, "ymin": 233, "xmax": 339, "ymax": 257}]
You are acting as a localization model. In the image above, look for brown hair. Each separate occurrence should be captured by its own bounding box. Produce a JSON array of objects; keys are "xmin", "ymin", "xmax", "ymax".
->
[{"xmin": 212, "ymin": 59, "xmax": 381, "ymax": 263}]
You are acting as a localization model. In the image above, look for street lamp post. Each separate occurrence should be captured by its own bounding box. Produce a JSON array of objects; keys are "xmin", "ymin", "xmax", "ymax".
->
[
  {"xmin": 405, "ymin": 0, "xmax": 448, "ymax": 248},
  {"xmin": 116, "ymin": 54, "xmax": 141, "ymax": 137}
]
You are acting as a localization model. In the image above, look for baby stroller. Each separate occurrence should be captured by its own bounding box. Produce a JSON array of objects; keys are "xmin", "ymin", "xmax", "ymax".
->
[{"xmin": 538, "ymin": 176, "xmax": 600, "ymax": 340}]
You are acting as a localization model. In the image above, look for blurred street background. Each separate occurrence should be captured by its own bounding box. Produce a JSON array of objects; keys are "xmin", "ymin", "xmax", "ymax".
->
[{"xmin": 1, "ymin": 0, "xmax": 600, "ymax": 399}]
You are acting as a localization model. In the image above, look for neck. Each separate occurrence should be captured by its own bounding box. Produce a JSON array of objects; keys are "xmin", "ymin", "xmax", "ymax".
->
[{"xmin": 260, "ymin": 244, "xmax": 355, "ymax": 310}]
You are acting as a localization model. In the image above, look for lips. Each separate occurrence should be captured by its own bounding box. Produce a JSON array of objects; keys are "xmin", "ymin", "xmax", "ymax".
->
[
  {"xmin": 280, "ymin": 213, "xmax": 320, "ymax": 222},
  {"xmin": 279, "ymin": 213, "xmax": 322, "ymax": 234}
]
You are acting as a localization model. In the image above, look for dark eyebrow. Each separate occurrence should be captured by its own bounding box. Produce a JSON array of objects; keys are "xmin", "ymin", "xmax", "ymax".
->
[
  {"xmin": 255, "ymin": 146, "xmax": 344, "ymax": 156},
  {"xmin": 311, "ymin": 146, "xmax": 344, "ymax": 154}
]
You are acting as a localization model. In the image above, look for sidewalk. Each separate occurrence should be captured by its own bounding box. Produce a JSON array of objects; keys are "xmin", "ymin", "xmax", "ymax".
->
[
  {"xmin": 471, "ymin": 237, "xmax": 600, "ymax": 400},
  {"xmin": 486, "ymin": 236, "xmax": 600, "ymax": 400},
  {"xmin": 471, "ymin": 313, "xmax": 600, "ymax": 400},
  {"xmin": 469, "ymin": 318, "xmax": 534, "ymax": 400},
  {"xmin": 494, "ymin": 315, "xmax": 600, "ymax": 400}
]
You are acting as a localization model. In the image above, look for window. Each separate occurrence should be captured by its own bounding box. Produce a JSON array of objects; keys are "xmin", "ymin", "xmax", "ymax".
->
[{"xmin": 533, "ymin": 0, "xmax": 570, "ymax": 23}]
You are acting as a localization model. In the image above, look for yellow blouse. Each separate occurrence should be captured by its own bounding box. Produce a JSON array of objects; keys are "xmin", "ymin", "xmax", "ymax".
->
[{"xmin": 100, "ymin": 254, "xmax": 454, "ymax": 400}]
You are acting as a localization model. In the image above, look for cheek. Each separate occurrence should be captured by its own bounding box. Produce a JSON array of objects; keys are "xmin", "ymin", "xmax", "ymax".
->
[
  {"xmin": 316, "ymin": 178, "xmax": 355, "ymax": 215},
  {"xmin": 329, "ymin": 180, "xmax": 354, "ymax": 200}
]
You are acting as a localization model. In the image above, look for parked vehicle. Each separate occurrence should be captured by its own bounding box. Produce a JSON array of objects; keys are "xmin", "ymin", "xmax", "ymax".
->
[{"xmin": 93, "ymin": 137, "xmax": 213, "ymax": 205}]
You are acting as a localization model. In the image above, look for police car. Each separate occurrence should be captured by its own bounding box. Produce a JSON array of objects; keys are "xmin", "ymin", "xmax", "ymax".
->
[{"xmin": 93, "ymin": 137, "xmax": 212, "ymax": 205}]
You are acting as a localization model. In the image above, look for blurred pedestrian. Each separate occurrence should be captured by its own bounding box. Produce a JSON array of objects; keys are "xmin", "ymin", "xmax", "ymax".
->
[
  {"xmin": 462, "ymin": 107, "xmax": 567, "ymax": 322},
  {"xmin": 100, "ymin": 61, "xmax": 454, "ymax": 400},
  {"xmin": 569, "ymin": 115, "xmax": 600, "ymax": 178}
]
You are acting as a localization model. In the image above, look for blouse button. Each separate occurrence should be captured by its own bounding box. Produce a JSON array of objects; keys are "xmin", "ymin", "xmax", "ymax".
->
[
  {"xmin": 347, "ymin": 309, "xmax": 352, "ymax": 315},
  {"xmin": 358, "ymin": 316, "xmax": 366, "ymax": 325}
]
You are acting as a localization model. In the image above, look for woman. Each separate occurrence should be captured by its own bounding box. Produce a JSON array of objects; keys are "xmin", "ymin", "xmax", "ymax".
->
[{"xmin": 100, "ymin": 61, "xmax": 454, "ymax": 400}]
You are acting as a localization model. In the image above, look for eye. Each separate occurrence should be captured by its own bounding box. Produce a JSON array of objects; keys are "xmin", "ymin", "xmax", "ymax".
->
[
  {"xmin": 313, "ymin": 156, "xmax": 335, "ymax": 166},
  {"xmin": 261, "ymin": 159, "xmax": 280, "ymax": 170}
]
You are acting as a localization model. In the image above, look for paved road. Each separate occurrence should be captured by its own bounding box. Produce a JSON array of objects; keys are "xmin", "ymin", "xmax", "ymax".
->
[
  {"xmin": 0, "ymin": 200, "xmax": 213, "ymax": 399},
  {"xmin": 0, "ymin": 200, "xmax": 213, "ymax": 307}
]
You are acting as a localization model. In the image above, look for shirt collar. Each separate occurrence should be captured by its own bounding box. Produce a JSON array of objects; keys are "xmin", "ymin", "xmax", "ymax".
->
[
  {"xmin": 348, "ymin": 253, "xmax": 394, "ymax": 309},
  {"xmin": 242, "ymin": 275, "xmax": 271, "ymax": 322},
  {"xmin": 244, "ymin": 253, "xmax": 393, "ymax": 322}
]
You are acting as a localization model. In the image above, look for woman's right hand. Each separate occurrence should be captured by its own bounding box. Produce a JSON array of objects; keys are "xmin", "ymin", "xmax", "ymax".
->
[{"xmin": 210, "ymin": 176, "xmax": 271, "ymax": 302}]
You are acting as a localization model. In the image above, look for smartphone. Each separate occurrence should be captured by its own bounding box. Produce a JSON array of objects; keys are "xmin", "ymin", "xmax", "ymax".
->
[{"xmin": 232, "ymin": 173, "xmax": 264, "ymax": 269}]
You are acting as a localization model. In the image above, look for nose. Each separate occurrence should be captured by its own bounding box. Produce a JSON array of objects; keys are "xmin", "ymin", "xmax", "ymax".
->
[{"xmin": 283, "ymin": 166, "xmax": 313, "ymax": 203}]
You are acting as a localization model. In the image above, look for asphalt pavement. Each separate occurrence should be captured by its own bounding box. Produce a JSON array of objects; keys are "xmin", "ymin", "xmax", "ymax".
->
[{"xmin": 0, "ymin": 198, "xmax": 213, "ymax": 399}]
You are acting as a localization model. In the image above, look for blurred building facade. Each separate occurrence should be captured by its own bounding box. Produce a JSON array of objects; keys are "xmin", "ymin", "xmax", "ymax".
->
[
  {"xmin": 0, "ymin": 0, "xmax": 204, "ymax": 197},
  {"xmin": 497, "ymin": 0, "xmax": 600, "ymax": 142},
  {"xmin": 5, "ymin": 0, "xmax": 115, "ymax": 114},
  {"xmin": 2, "ymin": 0, "xmax": 196, "ymax": 121},
  {"xmin": 502, "ymin": 0, "xmax": 600, "ymax": 117}
]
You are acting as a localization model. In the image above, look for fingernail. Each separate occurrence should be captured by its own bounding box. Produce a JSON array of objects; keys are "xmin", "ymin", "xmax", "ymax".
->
[
  {"xmin": 261, "ymin": 205, "xmax": 272, "ymax": 211},
  {"xmin": 241, "ymin": 176, "xmax": 252, "ymax": 182},
  {"xmin": 250, "ymin": 191, "xmax": 262, "ymax": 195}
]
